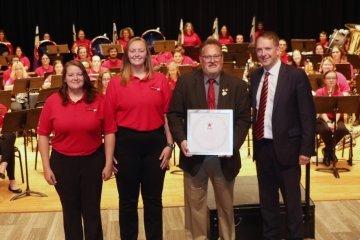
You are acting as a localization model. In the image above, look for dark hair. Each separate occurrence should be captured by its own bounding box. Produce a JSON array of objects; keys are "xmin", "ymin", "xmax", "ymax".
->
[
  {"xmin": 199, "ymin": 38, "xmax": 222, "ymax": 56},
  {"xmin": 95, "ymin": 69, "xmax": 111, "ymax": 95},
  {"xmin": 256, "ymin": 31, "xmax": 280, "ymax": 47},
  {"xmin": 59, "ymin": 60, "xmax": 96, "ymax": 105}
]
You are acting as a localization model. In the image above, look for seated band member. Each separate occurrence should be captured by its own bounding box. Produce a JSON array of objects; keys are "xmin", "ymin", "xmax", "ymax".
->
[
  {"xmin": 15, "ymin": 46, "xmax": 31, "ymax": 71},
  {"xmin": 289, "ymin": 49, "xmax": 305, "ymax": 69},
  {"xmin": 279, "ymin": 39, "xmax": 289, "ymax": 64},
  {"xmin": 0, "ymin": 29, "xmax": 14, "ymax": 55},
  {"xmin": 218, "ymin": 25, "xmax": 234, "ymax": 45},
  {"xmin": 117, "ymin": 27, "xmax": 134, "ymax": 50},
  {"xmin": 74, "ymin": 46, "xmax": 91, "ymax": 62},
  {"xmin": 101, "ymin": 46, "xmax": 122, "ymax": 69},
  {"xmin": 183, "ymin": 22, "xmax": 202, "ymax": 47},
  {"xmin": 315, "ymin": 70, "xmax": 349, "ymax": 166},
  {"xmin": 167, "ymin": 45, "xmax": 198, "ymax": 67},
  {"xmin": 317, "ymin": 31, "xmax": 329, "ymax": 48},
  {"xmin": 71, "ymin": 29, "xmax": 91, "ymax": 56},
  {"xmin": 35, "ymin": 53, "xmax": 54, "ymax": 77},
  {"xmin": 235, "ymin": 34, "xmax": 244, "ymax": 44},
  {"xmin": 43, "ymin": 60, "xmax": 64, "ymax": 89},
  {"xmin": 0, "ymin": 103, "xmax": 22, "ymax": 194}
]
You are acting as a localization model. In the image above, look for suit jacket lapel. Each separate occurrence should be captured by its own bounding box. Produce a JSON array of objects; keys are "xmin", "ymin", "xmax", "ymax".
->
[
  {"xmin": 273, "ymin": 63, "xmax": 287, "ymax": 115},
  {"xmin": 218, "ymin": 72, "xmax": 229, "ymax": 109},
  {"xmin": 194, "ymin": 70, "xmax": 208, "ymax": 109}
]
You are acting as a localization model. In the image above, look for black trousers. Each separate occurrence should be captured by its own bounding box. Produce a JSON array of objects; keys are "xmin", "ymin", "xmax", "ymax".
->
[
  {"xmin": 115, "ymin": 126, "xmax": 166, "ymax": 240},
  {"xmin": 316, "ymin": 119, "xmax": 349, "ymax": 152},
  {"xmin": 255, "ymin": 139, "xmax": 303, "ymax": 240},
  {"xmin": 50, "ymin": 146, "xmax": 105, "ymax": 240},
  {"xmin": 0, "ymin": 133, "xmax": 16, "ymax": 180}
]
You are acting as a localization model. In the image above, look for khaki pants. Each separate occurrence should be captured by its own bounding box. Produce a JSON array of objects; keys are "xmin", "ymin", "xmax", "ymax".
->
[{"xmin": 184, "ymin": 156, "xmax": 235, "ymax": 240}]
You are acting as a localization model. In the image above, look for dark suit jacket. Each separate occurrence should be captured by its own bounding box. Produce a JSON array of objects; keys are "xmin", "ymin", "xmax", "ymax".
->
[
  {"xmin": 250, "ymin": 63, "xmax": 316, "ymax": 165},
  {"xmin": 167, "ymin": 69, "xmax": 251, "ymax": 181}
]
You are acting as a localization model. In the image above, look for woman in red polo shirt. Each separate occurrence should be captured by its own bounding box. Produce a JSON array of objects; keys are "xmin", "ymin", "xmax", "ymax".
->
[
  {"xmin": 104, "ymin": 37, "xmax": 173, "ymax": 239},
  {"xmin": 38, "ymin": 61, "xmax": 114, "ymax": 240}
]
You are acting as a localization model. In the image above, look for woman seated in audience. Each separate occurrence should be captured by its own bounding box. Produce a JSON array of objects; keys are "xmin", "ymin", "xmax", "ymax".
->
[
  {"xmin": 183, "ymin": 22, "xmax": 202, "ymax": 47},
  {"xmin": 289, "ymin": 49, "xmax": 305, "ymax": 68},
  {"xmin": 117, "ymin": 27, "xmax": 134, "ymax": 50},
  {"xmin": 166, "ymin": 61, "xmax": 180, "ymax": 91},
  {"xmin": 43, "ymin": 60, "xmax": 64, "ymax": 89},
  {"xmin": 15, "ymin": 47, "xmax": 30, "ymax": 71},
  {"xmin": 0, "ymin": 29, "xmax": 14, "ymax": 55},
  {"xmin": 0, "ymin": 103, "xmax": 22, "ymax": 193},
  {"xmin": 316, "ymin": 70, "xmax": 349, "ymax": 166},
  {"xmin": 319, "ymin": 56, "xmax": 350, "ymax": 95},
  {"xmin": 94, "ymin": 69, "xmax": 111, "ymax": 95},
  {"xmin": 218, "ymin": 25, "xmax": 234, "ymax": 45},
  {"xmin": 167, "ymin": 46, "xmax": 198, "ymax": 67},
  {"xmin": 35, "ymin": 53, "xmax": 54, "ymax": 77}
]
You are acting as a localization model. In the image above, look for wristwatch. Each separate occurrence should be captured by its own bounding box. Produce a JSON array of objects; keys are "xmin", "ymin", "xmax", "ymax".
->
[{"xmin": 166, "ymin": 143, "xmax": 175, "ymax": 149}]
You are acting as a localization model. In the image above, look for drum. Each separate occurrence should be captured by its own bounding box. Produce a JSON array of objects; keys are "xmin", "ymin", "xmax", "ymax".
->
[
  {"xmin": 328, "ymin": 29, "xmax": 349, "ymax": 52},
  {"xmin": 37, "ymin": 40, "xmax": 56, "ymax": 57},
  {"xmin": 90, "ymin": 35, "xmax": 111, "ymax": 58},
  {"xmin": 0, "ymin": 42, "xmax": 10, "ymax": 56},
  {"xmin": 141, "ymin": 29, "xmax": 165, "ymax": 53}
]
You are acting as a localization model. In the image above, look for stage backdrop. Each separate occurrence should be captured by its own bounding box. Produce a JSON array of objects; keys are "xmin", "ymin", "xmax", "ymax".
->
[{"xmin": 0, "ymin": 0, "xmax": 359, "ymax": 65}]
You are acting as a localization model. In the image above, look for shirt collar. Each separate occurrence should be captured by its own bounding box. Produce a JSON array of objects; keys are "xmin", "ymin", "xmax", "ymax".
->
[{"xmin": 265, "ymin": 59, "xmax": 281, "ymax": 76}]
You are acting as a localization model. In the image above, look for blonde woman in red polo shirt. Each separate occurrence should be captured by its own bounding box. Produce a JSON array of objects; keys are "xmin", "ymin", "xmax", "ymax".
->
[
  {"xmin": 38, "ymin": 61, "xmax": 114, "ymax": 240},
  {"xmin": 104, "ymin": 37, "xmax": 173, "ymax": 239}
]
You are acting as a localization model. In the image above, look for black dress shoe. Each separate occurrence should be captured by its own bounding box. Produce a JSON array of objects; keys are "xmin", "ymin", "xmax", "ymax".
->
[
  {"xmin": 0, "ymin": 172, "xmax": 5, "ymax": 179},
  {"xmin": 8, "ymin": 185, "xmax": 22, "ymax": 194}
]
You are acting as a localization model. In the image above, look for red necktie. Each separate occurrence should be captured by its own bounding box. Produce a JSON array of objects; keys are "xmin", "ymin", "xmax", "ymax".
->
[
  {"xmin": 208, "ymin": 79, "xmax": 215, "ymax": 109},
  {"xmin": 255, "ymin": 72, "xmax": 270, "ymax": 140}
]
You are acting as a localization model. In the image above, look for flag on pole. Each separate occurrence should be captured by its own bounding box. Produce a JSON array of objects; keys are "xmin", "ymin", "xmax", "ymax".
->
[
  {"xmin": 112, "ymin": 22, "xmax": 118, "ymax": 44},
  {"xmin": 212, "ymin": 17, "xmax": 219, "ymax": 40},
  {"xmin": 178, "ymin": 18, "xmax": 184, "ymax": 45},
  {"xmin": 250, "ymin": 16, "xmax": 256, "ymax": 44},
  {"xmin": 34, "ymin": 25, "xmax": 40, "ymax": 47},
  {"xmin": 72, "ymin": 24, "xmax": 76, "ymax": 42}
]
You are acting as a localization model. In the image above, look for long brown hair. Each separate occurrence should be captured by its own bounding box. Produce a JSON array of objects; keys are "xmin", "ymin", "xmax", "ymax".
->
[
  {"xmin": 59, "ymin": 60, "xmax": 96, "ymax": 105},
  {"xmin": 120, "ymin": 37, "xmax": 153, "ymax": 86}
]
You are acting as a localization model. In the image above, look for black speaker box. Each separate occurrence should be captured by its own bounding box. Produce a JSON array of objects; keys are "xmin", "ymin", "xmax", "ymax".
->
[{"xmin": 207, "ymin": 175, "xmax": 315, "ymax": 240}]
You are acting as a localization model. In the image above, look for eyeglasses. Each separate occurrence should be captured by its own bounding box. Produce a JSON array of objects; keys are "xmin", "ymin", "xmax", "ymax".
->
[{"xmin": 201, "ymin": 54, "xmax": 222, "ymax": 62}]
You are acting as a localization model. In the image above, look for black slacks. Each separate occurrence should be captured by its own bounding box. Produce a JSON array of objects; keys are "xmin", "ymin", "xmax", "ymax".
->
[
  {"xmin": 115, "ymin": 126, "xmax": 166, "ymax": 240},
  {"xmin": 316, "ymin": 119, "xmax": 349, "ymax": 152},
  {"xmin": 0, "ymin": 133, "xmax": 16, "ymax": 180},
  {"xmin": 255, "ymin": 139, "xmax": 303, "ymax": 240},
  {"xmin": 50, "ymin": 146, "xmax": 105, "ymax": 240}
]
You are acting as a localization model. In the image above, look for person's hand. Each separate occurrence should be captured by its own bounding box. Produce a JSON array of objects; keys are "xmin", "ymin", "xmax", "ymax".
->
[
  {"xmin": 159, "ymin": 146, "xmax": 172, "ymax": 170},
  {"xmin": 113, "ymin": 157, "xmax": 118, "ymax": 174},
  {"xmin": 102, "ymin": 164, "xmax": 113, "ymax": 181},
  {"xmin": 299, "ymin": 155, "xmax": 310, "ymax": 165},
  {"xmin": 180, "ymin": 140, "xmax": 192, "ymax": 157},
  {"xmin": 44, "ymin": 167, "xmax": 57, "ymax": 185}
]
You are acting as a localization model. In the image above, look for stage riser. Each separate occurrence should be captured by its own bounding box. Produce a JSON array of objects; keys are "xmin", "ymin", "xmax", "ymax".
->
[{"xmin": 208, "ymin": 203, "xmax": 315, "ymax": 240}]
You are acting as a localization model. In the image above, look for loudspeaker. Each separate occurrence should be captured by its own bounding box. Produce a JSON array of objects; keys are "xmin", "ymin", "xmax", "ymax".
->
[{"xmin": 207, "ymin": 176, "xmax": 315, "ymax": 240}]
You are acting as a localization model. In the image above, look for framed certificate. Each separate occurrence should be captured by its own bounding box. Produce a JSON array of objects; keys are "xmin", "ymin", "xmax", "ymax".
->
[{"xmin": 187, "ymin": 109, "xmax": 233, "ymax": 155}]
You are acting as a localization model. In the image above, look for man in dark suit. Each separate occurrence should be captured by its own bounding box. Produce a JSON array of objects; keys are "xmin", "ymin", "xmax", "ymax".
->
[
  {"xmin": 167, "ymin": 38, "xmax": 250, "ymax": 239},
  {"xmin": 250, "ymin": 31, "xmax": 316, "ymax": 240}
]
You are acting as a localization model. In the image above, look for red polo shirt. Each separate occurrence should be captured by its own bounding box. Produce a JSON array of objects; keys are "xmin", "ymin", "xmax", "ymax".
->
[
  {"xmin": 104, "ymin": 71, "xmax": 171, "ymax": 132},
  {"xmin": 35, "ymin": 65, "xmax": 54, "ymax": 77},
  {"xmin": 37, "ymin": 93, "xmax": 114, "ymax": 156},
  {"xmin": 101, "ymin": 59, "xmax": 122, "ymax": 69}
]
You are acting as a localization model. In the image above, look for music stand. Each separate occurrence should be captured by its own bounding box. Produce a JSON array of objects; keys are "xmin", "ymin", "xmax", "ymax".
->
[
  {"xmin": 308, "ymin": 74, "xmax": 323, "ymax": 92},
  {"xmin": 1, "ymin": 109, "xmax": 47, "ymax": 200},
  {"xmin": 183, "ymin": 46, "xmax": 200, "ymax": 62},
  {"xmin": 0, "ymin": 56, "xmax": 7, "ymax": 66},
  {"xmin": 0, "ymin": 90, "xmax": 12, "ymax": 109},
  {"xmin": 46, "ymin": 44, "xmax": 70, "ymax": 55},
  {"xmin": 153, "ymin": 40, "xmax": 176, "ymax": 53},
  {"xmin": 28, "ymin": 77, "xmax": 45, "ymax": 91},
  {"xmin": 100, "ymin": 44, "xmax": 124, "ymax": 57},
  {"xmin": 12, "ymin": 78, "xmax": 28, "ymax": 96},
  {"xmin": 226, "ymin": 43, "xmax": 249, "ymax": 53},
  {"xmin": 346, "ymin": 54, "xmax": 360, "ymax": 70},
  {"xmin": 335, "ymin": 64, "xmax": 352, "ymax": 80},
  {"xmin": 178, "ymin": 65, "xmax": 194, "ymax": 76},
  {"xmin": 50, "ymin": 75, "xmax": 63, "ymax": 88},
  {"xmin": 313, "ymin": 96, "xmax": 359, "ymax": 178},
  {"xmin": 291, "ymin": 39, "xmax": 316, "ymax": 52},
  {"xmin": 35, "ymin": 87, "xmax": 58, "ymax": 108}
]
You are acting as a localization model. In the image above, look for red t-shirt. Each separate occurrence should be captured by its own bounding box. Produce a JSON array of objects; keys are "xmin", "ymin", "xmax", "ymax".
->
[
  {"xmin": 104, "ymin": 71, "xmax": 171, "ymax": 132},
  {"xmin": 218, "ymin": 35, "xmax": 234, "ymax": 45},
  {"xmin": 35, "ymin": 65, "xmax": 54, "ymax": 77},
  {"xmin": 37, "ymin": 93, "xmax": 114, "ymax": 156},
  {"xmin": 0, "ymin": 104, "xmax": 7, "ymax": 128},
  {"xmin": 183, "ymin": 33, "xmax": 202, "ymax": 47},
  {"xmin": 101, "ymin": 59, "xmax": 122, "ymax": 69}
]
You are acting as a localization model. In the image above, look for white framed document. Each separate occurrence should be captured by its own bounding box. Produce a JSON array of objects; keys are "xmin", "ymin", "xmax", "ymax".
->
[{"xmin": 187, "ymin": 109, "xmax": 233, "ymax": 155}]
